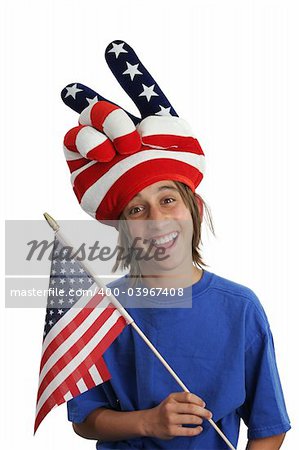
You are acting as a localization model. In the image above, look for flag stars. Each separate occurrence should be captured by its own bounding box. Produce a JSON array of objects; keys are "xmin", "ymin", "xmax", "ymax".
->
[
  {"xmin": 64, "ymin": 83, "xmax": 83, "ymax": 100},
  {"xmin": 155, "ymin": 105, "xmax": 172, "ymax": 116},
  {"xmin": 86, "ymin": 96, "xmax": 99, "ymax": 106},
  {"xmin": 108, "ymin": 42, "xmax": 128, "ymax": 59},
  {"xmin": 43, "ymin": 241, "xmax": 99, "ymax": 339},
  {"xmin": 122, "ymin": 62, "xmax": 143, "ymax": 81},
  {"xmin": 139, "ymin": 84, "xmax": 159, "ymax": 102}
]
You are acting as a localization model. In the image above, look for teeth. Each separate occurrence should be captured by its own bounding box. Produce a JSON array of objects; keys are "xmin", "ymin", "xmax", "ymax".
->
[{"xmin": 152, "ymin": 232, "xmax": 178, "ymax": 245}]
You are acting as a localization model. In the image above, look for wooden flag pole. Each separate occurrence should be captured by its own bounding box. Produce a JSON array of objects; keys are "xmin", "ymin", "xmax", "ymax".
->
[{"xmin": 43, "ymin": 213, "xmax": 236, "ymax": 450}]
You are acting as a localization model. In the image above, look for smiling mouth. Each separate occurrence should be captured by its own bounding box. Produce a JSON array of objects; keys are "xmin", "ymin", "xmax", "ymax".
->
[{"xmin": 149, "ymin": 231, "xmax": 179, "ymax": 249}]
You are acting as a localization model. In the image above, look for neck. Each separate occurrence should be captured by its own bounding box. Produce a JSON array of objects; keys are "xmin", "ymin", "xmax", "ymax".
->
[{"xmin": 138, "ymin": 266, "xmax": 203, "ymax": 289}]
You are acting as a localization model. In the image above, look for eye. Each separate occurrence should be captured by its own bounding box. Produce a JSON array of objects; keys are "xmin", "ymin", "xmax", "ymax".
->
[
  {"xmin": 128, "ymin": 205, "xmax": 144, "ymax": 216},
  {"xmin": 162, "ymin": 197, "xmax": 176, "ymax": 204}
]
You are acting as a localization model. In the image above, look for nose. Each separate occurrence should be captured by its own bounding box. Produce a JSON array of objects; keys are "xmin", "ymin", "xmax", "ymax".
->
[
  {"xmin": 147, "ymin": 205, "xmax": 167, "ymax": 221},
  {"xmin": 146, "ymin": 205, "xmax": 173, "ymax": 237}
]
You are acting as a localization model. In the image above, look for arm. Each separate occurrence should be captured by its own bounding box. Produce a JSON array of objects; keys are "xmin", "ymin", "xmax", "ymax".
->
[
  {"xmin": 73, "ymin": 407, "xmax": 148, "ymax": 441},
  {"xmin": 246, "ymin": 433, "xmax": 286, "ymax": 450},
  {"xmin": 72, "ymin": 392, "xmax": 212, "ymax": 442}
]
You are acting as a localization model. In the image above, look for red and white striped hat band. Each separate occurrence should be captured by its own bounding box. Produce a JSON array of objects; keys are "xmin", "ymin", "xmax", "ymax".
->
[{"xmin": 64, "ymin": 100, "xmax": 205, "ymax": 222}]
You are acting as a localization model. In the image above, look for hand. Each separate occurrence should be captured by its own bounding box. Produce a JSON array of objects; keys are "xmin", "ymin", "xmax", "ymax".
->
[
  {"xmin": 142, "ymin": 392, "xmax": 213, "ymax": 440},
  {"xmin": 61, "ymin": 39, "xmax": 200, "ymax": 167},
  {"xmin": 61, "ymin": 40, "xmax": 204, "ymax": 224}
]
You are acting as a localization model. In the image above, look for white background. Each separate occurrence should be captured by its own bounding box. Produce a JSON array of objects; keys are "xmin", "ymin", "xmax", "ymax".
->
[{"xmin": 1, "ymin": 0, "xmax": 298, "ymax": 448}]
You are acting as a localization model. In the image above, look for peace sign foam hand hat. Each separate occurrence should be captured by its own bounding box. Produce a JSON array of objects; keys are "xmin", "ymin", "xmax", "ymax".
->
[{"xmin": 61, "ymin": 40, "xmax": 205, "ymax": 225}]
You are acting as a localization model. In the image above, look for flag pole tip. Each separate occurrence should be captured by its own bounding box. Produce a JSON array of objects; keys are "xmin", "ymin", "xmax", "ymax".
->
[{"xmin": 43, "ymin": 212, "xmax": 60, "ymax": 232}]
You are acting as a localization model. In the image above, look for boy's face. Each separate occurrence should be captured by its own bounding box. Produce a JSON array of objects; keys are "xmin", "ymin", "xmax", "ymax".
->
[{"xmin": 122, "ymin": 180, "xmax": 194, "ymax": 277}]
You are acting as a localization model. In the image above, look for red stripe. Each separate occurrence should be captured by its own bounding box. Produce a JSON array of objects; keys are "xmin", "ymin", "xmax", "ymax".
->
[
  {"xmin": 72, "ymin": 153, "xmax": 130, "ymax": 202},
  {"xmin": 142, "ymin": 135, "xmax": 203, "ymax": 153},
  {"xmin": 64, "ymin": 125, "xmax": 86, "ymax": 152},
  {"xmin": 37, "ymin": 303, "xmax": 118, "ymax": 402},
  {"xmin": 83, "ymin": 367, "xmax": 97, "ymax": 390},
  {"xmin": 86, "ymin": 140, "xmax": 116, "ymax": 162},
  {"xmin": 94, "ymin": 357, "xmax": 111, "ymax": 381},
  {"xmin": 34, "ymin": 397, "xmax": 55, "ymax": 433},
  {"xmin": 34, "ymin": 319, "xmax": 125, "ymax": 433},
  {"xmin": 40, "ymin": 292, "xmax": 107, "ymax": 368},
  {"xmin": 34, "ymin": 375, "xmax": 85, "ymax": 434},
  {"xmin": 68, "ymin": 381, "xmax": 81, "ymax": 398},
  {"xmin": 67, "ymin": 158, "xmax": 90, "ymax": 173},
  {"xmin": 64, "ymin": 124, "xmax": 116, "ymax": 164},
  {"xmin": 90, "ymin": 101, "xmax": 119, "ymax": 132},
  {"xmin": 72, "ymin": 146, "xmax": 200, "ymax": 204},
  {"xmin": 113, "ymin": 130, "xmax": 141, "ymax": 154},
  {"xmin": 96, "ymin": 158, "xmax": 204, "ymax": 221}
]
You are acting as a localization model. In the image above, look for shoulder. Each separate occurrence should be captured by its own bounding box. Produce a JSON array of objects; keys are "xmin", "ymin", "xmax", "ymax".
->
[
  {"xmin": 209, "ymin": 271, "xmax": 257, "ymax": 300},
  {"xmin": 209, "ymin": 271, "xmax": 266, "ymax": 309},
  {"xmin": 207, "ymin": 271, "xmax": 271, "ymax": 335}
]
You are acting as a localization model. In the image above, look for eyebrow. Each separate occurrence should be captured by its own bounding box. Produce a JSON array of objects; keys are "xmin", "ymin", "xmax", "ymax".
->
[{"xmin": 134, "ymin": 185, "xmax": 179, "ymax": 198}]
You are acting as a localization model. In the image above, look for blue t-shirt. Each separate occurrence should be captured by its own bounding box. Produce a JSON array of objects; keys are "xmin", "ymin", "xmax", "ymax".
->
[{"xmin": 67, "ymin": 270, "xmax": 291, "ymax": 449}]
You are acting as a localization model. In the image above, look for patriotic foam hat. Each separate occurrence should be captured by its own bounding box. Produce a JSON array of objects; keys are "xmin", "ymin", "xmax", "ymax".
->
[{"xmin": 61, "ymin": 40, "xmax": 205, "ymax": 225}]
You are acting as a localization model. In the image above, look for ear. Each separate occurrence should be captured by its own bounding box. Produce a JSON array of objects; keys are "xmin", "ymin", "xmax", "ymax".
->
[{"xmin": 195, "ymin": 194, "xmax": 204, "ymax": 221}]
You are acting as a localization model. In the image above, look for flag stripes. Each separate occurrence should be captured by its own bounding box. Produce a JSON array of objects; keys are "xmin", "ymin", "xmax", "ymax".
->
[{"xmin": 34, "ymin": 236, "xmax": 128, "ymax": 433}]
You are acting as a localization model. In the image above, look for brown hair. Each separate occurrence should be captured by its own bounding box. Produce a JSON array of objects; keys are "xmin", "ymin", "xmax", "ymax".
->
[{"xmin": 111, "ymin": 181, "xmax": 215, "ymax": 286}]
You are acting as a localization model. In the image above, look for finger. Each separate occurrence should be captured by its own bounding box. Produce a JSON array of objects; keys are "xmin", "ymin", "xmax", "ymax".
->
[
  {"xmin": 63, "ymin": 140, "xmax": 91, "ymax": 174},
  {"xmin": 105, "ymin": 40, "xmax": 178, "ymax": 119},
  {"xmin": 173, "ymin": 403, "xmax": 213, "ymax": 421},
  {"xmin": 64, "ymin": 125, "xmax": 116, "ymax": 162},
  {"xmin": 137, "ymin": 116, "xmax": 203, "ymax": 153},
  {"xmin": 173, "ymin": 425, "xmax": 203, "ymax": 437},
  {"xmin": 79, "ymin": 100, "xmax": 142, "ymax": 155},
  {"xmin": 170, "ymin": 392, "xmax": 206, "ymax": 407},
  {"xmin": 61, "ymin": 82, "xmax": 140, "ymax": 125},
  {"xmin": 173, "ymin": 414, "xmax": 203, "ymax": 426}
]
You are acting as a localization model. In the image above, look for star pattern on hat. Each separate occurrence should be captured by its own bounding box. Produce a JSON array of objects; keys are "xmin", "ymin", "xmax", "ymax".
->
[
  {"xmin": 108, "ymin": 42, "xmax": 128, "ymax": 59},
  {"xmin": 86, "ymin": 95, "xmax": 99, "ymax": 106},
  {"xmin": 155, "ymin": 105, "xmax": 172, "ymax": 116},
  {"xmin": 122, "ymin": 62, "xmax": 143, "ymax": 81},
  {"xmin": 62, "ymin": 40, "xmax": 177, "ymax": 120},
  {"xmin": 65, "ymin": 83, "xmax": 83, "ymax": 100},
  {"xmin": 139, "ymin": 83, "xmax": 159, "ymax": 102}
]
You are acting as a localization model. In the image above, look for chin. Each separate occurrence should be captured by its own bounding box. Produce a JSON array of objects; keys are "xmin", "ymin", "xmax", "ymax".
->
[{"xmin": 148, "ymin": 257, "xmax": 188, "ymax": 274}]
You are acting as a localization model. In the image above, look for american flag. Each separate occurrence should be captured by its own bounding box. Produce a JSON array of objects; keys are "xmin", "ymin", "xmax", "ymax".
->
[{"xmin": 34, "ymin": 235, "xmax": 127, "ymax": 433}]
